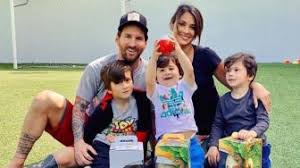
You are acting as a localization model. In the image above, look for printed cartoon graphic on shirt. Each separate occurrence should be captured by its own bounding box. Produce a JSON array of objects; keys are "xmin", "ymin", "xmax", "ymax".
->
[
  {"xmin": 101, "ymin": 116, "xmax": 137, "ymax": 136},
  {"xmin": 159, "ymin": 88, "xmax": 191, "ymax": 119}
]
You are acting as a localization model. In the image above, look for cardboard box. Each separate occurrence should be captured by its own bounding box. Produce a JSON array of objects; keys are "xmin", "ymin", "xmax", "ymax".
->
[
  {"xmin": 109, "ymin": 136, "xmax": 144, "ymax": 168},
  {"xmin": 219, "ymin": 136, "xmax": 262, "ymax": 168},
  {"xmin": 155, "ymin": 134, "xmax": 190, "ymax": 168}
]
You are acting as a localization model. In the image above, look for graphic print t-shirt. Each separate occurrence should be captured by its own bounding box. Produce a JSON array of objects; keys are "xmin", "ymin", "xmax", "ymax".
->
[
  {"xmin": 94, "ymin": 96, "xmax": 138, "ymax": 145},
  {"xmin": 76, "ymin": 54, "xmax": 147, "ymax": 116},
  {"xmin": 149, "ymin": 80, "xmax": 198, "ymax": 139}
]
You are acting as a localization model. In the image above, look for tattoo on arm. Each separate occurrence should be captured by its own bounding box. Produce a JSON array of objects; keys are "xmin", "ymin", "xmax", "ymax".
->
[
  {"xmin": 16, "ymin": 132, "xmax": 38, "ymax": 158},
  {"xmin": 72, "ymin": 96, "xmax": 89, "ymax": 142}
]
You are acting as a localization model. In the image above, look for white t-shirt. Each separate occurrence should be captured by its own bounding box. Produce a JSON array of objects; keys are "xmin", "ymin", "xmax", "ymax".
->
[{"xmin": 148, "ymin": 80, "xmax": 198, "ymax": 139}]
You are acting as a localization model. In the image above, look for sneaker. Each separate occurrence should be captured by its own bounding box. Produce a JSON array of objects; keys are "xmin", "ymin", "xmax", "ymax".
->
[{"xmin": 25, "ymin": 155, "xmax": 58, "ymax": 168}]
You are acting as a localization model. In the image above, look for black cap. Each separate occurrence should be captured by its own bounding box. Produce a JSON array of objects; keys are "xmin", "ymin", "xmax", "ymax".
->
[{"xmin": 118, "ymin": 11, "xmax": 148, "ymax": 38}]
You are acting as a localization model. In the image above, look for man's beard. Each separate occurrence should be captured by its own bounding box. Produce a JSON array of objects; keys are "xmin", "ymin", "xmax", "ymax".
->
[
  {"xmin": 121, "ymin": 52, "xmax": 140, "ymax": 65},
  {"xmin": 119, "ymin": 46, "xmax": 142, "ymax": 65},
  {"xmin": 122, "ymin": 56, "xmax": 139, "ymax": 65}
]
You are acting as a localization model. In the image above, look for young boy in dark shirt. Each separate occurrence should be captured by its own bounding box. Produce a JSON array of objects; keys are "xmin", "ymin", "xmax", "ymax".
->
[
  {"xmin": 83, "ymin": 60, "xmax": 152, "ymax": 167},
  {"xmin": 206, "ymin": 52, "xmax": 271, "ymax": 168}
]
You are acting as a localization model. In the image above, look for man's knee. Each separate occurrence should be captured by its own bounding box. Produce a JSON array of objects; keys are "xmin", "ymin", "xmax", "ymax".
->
[{"xmin": 31, "ymin": 90, "xmax": 66, "ymax": 115}]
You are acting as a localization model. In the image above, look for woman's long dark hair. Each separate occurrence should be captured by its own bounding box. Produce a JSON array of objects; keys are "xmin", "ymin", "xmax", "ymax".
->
[{"xmin": 170, "ymin": 4, "xmax": 204, "ymax": 45}]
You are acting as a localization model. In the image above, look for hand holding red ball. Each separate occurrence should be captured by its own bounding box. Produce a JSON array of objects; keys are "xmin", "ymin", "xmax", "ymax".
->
[{"xmin": 158, "ymin": 38, "xmax": 175, "ymax": 56}]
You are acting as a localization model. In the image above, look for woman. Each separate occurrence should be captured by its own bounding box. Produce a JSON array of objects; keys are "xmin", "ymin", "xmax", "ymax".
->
[{"xmin": 169, "ymin": 4, "xmax": 271, "ymax": 148}]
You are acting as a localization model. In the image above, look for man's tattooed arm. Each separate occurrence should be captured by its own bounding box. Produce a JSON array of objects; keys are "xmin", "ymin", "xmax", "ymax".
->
[
  {"xmin": 72, "ymin": 96, "xmax": 89, "ymax": 142},
  {"xmin": 16, "ymin": 132, "xmax": 38, "ymax": 158}
]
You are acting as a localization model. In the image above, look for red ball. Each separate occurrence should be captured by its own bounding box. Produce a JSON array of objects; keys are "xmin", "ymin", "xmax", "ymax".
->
[{"xmin": 158, "ymin": 39, "xmax": 175, "ymax": 56}]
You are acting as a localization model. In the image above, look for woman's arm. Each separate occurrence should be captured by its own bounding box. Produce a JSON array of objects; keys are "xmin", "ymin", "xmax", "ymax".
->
[{"xmin": 214, "ymin": 62, "xmax": 231, "ymax": 89}]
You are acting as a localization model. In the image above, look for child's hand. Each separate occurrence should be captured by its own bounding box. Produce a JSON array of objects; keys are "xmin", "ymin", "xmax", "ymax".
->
[
  {"xmin": 151, "ymin": 40, "xmax": 162, "ymax": 60},
  {"xmin": 106, "ymin": 135, "xmax": 116, "ymax": 143},
  {"xmin": 238, "ymin": 130, "xmax": 257, "ymax": 141},
  {"xmin": 168, "ymin": 36, "xmax": 185, "ymax": 57},
  {"xmin": 169, "ymin": 23, "xmax": 187, "ymax": 57},
  {"xmin": 206, "ymin": 146, "xmax": 220, "ymax": 167},
  {"xmin": 231, "ymin": 131, "xmax": 239, "ymax": 139}
]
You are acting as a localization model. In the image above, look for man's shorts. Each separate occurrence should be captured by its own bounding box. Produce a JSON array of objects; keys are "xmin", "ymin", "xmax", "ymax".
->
[{"xmin": 45, "ymin": 99, "xmax": 75, "ymax": 146}]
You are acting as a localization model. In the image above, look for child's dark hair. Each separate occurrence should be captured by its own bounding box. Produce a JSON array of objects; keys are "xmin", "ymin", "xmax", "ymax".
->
[
  {"xmin": 224, "ymin": 52, "xmax": 257, "ymax": 83},
  {"xmin": 157, "ymin": 55, "xmax": 184, "ymax": 76},
  {"xmin": 100, "ymin": 60, "xmax": 133, "ymax": 90}
]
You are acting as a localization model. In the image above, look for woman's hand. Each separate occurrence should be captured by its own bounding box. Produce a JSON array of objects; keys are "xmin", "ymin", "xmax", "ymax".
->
[{"xmin": 251, "ymin": 82, "xmax": 271, "ymax": 112}]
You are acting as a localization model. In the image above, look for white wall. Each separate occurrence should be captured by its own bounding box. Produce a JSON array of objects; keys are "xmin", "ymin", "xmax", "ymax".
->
[
  {"xmin": 129, "ymin": 0, "xmax": 300, "ymax": 62},
  {"xmin": 13, "ymin": 0, "xmax": 121, "ymax": 63},
  {"xmin": 197, "ymin": 0, "xmax": 300, "ymax": 62},
  {"xmin": 1, "ymin": 0, "xmax": 300, "ymax": 63},
  {"xmin": 0, "ymin": 0, "xmax": 13, "ymax": 63}
]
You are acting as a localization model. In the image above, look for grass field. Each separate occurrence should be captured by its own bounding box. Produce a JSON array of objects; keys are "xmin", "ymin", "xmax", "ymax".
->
[{"xmin": 0, "ymin": 64, "xmax": 300, "ymax": 167}]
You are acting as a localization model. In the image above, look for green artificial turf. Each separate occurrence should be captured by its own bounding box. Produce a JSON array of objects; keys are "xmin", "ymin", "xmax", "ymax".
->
[{"xmin": 0, "ymin": 63, "xmax": 299, "ymax": 167}]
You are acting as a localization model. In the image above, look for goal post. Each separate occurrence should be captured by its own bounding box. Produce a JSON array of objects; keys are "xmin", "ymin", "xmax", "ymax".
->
[{"xmin": 10, "ymin": 0, "xmax": 18, "ymax": 69}]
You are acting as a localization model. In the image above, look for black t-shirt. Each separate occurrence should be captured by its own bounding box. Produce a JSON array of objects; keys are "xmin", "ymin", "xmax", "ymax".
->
[{"xmin": 192, "ymin": 45, "xmax": 221, "ymax": 135}]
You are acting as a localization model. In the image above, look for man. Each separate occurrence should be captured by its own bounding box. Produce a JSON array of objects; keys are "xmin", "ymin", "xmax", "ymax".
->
[{"xmin": 8, "ymin": 11, "xmax": 148, "ymax": 167}]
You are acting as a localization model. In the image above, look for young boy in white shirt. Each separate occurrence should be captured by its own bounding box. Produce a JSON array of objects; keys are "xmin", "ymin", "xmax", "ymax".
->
[{"xmin": 146, "ymin": 37, "xmax": 204, "ymax": 167}]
